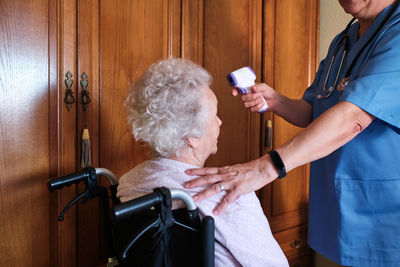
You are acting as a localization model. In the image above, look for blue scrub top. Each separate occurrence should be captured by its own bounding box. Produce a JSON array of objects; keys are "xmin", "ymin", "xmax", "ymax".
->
[{"xmin": 302, "ymin": 3, "xmax": 400, "ymax": 266}]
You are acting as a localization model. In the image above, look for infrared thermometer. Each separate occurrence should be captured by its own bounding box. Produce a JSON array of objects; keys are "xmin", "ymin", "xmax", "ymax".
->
[{"xmin": 226, "ymin": 66, "xmax": 269, "ymax": 113}]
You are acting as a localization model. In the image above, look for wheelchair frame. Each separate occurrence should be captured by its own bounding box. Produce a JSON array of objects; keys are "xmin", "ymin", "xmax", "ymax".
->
[{"xmin": 47, "ymin": 167, "xmax": 215, "ymax": 267}]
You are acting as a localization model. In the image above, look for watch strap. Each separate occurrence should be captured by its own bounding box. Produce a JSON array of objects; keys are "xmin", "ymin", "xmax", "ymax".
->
[{"xmin": 268, "ymin": 150, "xmax": 287, "ymax": 179}]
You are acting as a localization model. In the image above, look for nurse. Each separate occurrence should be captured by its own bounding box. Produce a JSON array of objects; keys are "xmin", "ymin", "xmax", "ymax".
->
[{"xmin": 184, "ymin": 0, "xmax": 400, "ymax": 266}]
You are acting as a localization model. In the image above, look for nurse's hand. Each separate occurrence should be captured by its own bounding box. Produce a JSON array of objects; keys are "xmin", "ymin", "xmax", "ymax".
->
[
  {"xmin": 183, "ymin": 154, "xmax": 279, "ymax": 215},
  {"xmin": 232, "ymin": 83, "xmax": 278, "ymax": 112}
]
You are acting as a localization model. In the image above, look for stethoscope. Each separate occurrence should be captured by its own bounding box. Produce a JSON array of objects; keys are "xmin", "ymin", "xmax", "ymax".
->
[
  {"xmin": 317, "ymin": 18, "xmax": 356, "ymax": 99},
  {"xmin": 317, "ymin": 0, "xmax": 399, "ymax": 99}
]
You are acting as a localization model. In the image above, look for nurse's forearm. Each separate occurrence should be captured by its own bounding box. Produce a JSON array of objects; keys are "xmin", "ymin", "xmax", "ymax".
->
[
  {"xmin": 275, "ymin": 101, "xmax": 375, "ymax": 173},
  {"xmin": 271, "ymin": 93, "xmax": 313, "ymax": 128}
]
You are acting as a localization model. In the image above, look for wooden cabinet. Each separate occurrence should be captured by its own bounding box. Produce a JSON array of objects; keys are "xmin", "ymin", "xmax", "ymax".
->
[
  {"xmin": 259, "ymin": 0, "xmax": 318, "ymax": 265},
  {"xmin": 275, "ymin": 225, "xmax": 313, "ymax": 267},
  {"xmin": 0, "ymin": 0, "xmax": 74, "ymax": 266},
  {"xmin": 0, "ymin": 0, "xmax": 318, "ymax": 266}
]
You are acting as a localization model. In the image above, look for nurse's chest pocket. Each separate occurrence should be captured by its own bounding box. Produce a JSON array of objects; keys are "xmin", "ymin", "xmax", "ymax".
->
[{"xmin": 335, "ymin": 178, "xmax": 400, "ymax": 249}]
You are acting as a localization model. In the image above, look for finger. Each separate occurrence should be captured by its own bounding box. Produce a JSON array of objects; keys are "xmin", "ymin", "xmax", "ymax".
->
[
  {"xmin": 243, "ymin": 97, "xmax": 262, "ymax": 109},
  {"xmin": 183, "ymin": 173, "xmax": 224, "ymax": 189},
  {"xmin": 192, "ymin": 183, "xmax": 222, "ymax": 201},
  {"xmin": 213, "ymin": 191, "xmax": 239, "ymax": 215},
  {"xmin": 241, "ymin": 93, "xmax": 259, "ymax": 102},
  {"xmin": 250, "ymin": 101, "xmax": 265, "ymax": 112},
  {"xmin": 185, "ymin": 167, "xmax": 220, "ymax": 176},
  {"xmin": 216, "ymin": 165, "xmax": 233, "ymax": 174},
  {"xmin": 231, "ymin": 89, "xmax": 239, "ymax": 96},
  {"xmin": 251, "ymin": 83, "xmax": 267, "ymax": 93}
]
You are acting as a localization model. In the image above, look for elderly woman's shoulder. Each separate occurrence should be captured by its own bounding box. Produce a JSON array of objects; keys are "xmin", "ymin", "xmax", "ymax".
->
[{"xmin": 118, "ymin": 160, "xmax": 153, "ymax": 184}]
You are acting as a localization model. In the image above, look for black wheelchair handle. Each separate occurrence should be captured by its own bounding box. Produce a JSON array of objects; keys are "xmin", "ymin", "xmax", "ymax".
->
[
  {"xmin": 113, "ymin": 192, "xmax": 162, "ymax": 223},
  {"xmin": 112, "ymin": 189, "xmax": 197, "ymax": 224},
  {"xmin": 47, "ymin": 168, "xmax": 93, "ymax": 192}
]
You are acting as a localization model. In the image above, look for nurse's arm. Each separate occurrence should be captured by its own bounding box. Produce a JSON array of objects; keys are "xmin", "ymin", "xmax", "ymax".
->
[
  {"xmin": 268, "ymin": 93, "xmax": 313, "ymax": 128},
  {"xmin": 277, "ymin": 100, "xmax": 375, "ymax": 173},
  {"xmin": 185, "ymin": 100, "xmax": 374, "ymax": 215},
  {"xmin": 237, "ymin": 83, "xmax": 313, "ymax": 128}
]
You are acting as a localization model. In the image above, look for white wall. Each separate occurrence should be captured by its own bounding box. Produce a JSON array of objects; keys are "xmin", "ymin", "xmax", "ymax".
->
[{"xmin": 319, "ymin": 0, "xmax": 352, "ymax": 61}]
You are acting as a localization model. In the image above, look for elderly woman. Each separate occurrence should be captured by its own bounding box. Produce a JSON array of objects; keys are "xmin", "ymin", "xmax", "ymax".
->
[{"xmin": 117, "ymin": 59, "xmax": 288, "ymax": 267}]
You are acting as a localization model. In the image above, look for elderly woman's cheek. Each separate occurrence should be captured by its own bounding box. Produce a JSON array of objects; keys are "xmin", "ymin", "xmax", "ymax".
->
[{"xmin": 213, "ymin": 120, "xmax": 221, "ymax": 154}]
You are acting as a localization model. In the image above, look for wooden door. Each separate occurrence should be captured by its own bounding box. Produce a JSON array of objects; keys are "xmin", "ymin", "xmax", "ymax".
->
[
  {"xmin": 0, "ymin": 0, "xmax": 318, "ymax": 266},
  {"xmin": 75, "ymin": 0, "xmax": 262, "ymax": 265},
  {"xmin": 0, "ymin": 1, "xmax": 52, "ymax": 265},
  {"xmin": 76, "ymin": 1, "xmax": 182, "ymax": 265},
  {"xmin": 0, "ymin": 0, "xmax": 78, "ymax": 266},
  {"xmin": 260, "ymin": 0, "xmax": 319, "ymax": 265},
  {"xmin": 202, "ymin": 0, "xmax": 262, "ymax": 166},
  {"xmin": 261, "ymin": 0, "xmax": 319, "ymax": 231},
  {"xmin": 75, "ymin": 0, "xmax": 318, "ymax": 265}
]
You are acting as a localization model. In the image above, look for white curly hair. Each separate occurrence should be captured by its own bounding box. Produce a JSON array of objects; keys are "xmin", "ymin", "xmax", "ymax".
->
[{"xmin": 126, "ymin": 58, "xmax": 213, "ymax": 157}]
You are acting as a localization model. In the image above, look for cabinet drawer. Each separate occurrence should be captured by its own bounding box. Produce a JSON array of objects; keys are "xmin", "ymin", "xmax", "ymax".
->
[{"xmin": 274, "ymin": 224, "xmax": 312, "ymax": 266}]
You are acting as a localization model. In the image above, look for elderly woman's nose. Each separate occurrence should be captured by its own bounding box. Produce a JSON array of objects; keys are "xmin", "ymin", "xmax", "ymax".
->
[{"xmin": 217, "ymin": 116, "xmax": 222, "ymax": 126}]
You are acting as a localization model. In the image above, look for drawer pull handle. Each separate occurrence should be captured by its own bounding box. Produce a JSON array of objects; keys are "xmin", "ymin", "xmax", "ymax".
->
[{"xmin": 289, "ymin": 239, "xmax": 304, "ymax": 249}]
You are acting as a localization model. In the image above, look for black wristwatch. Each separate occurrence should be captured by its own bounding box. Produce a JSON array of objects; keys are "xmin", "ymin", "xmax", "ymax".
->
[{"xmin": 268, "ymin": 150, "xmax": 287, "ymax": 179}]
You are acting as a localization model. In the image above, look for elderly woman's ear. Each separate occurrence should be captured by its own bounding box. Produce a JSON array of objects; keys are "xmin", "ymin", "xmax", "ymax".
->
[{"xmin": 186, "ymin": 136, "xmax": 200, "ymax": 149}]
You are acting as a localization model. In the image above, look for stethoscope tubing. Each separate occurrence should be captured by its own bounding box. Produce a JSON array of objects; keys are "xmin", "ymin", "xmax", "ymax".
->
[{"xmin": 318, "ymin": 18, "xmax": 355, "ymax": 99}]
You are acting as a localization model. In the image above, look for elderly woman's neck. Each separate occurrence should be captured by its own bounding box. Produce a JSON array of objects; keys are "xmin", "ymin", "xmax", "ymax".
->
[{"xmin": 168, "ymin": 153, "xmax": 206, "ymax": 168}]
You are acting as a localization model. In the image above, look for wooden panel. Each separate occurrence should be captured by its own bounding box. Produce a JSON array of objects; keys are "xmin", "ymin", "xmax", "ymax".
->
[
  {"xmin": 98, "ymin": 0, "xmax": 181, "ymax": 180},
  {"xmin": 163, "ymin": 0, "xmax": 181, "ymax": 58},
  {"xmin": 73, "ymin": 1, "xmax": 182, "ymax": 265},
  {"xmin": 76, "ymin": 0, "xmax": 101, "ymax": 266},
  {"xmin": 257, "ymin": 0, "xmax": 276, "ymax": 220},
  {"xmin": 74, "ymin": 1, "xmax": 181, "ymax": 265},
  {"xmin": 274, "ymin": 224, "xmax": 313, "ymax": 267},
  {"xmin": 0, "ymin": 0, "xmax": 56, "ymax": 265},
  {"xmin": 78, "ymin": 0, "xmax": 100, "ymax": 169},
  {"xmin": 203, "ymin": 0, "xmax": 262, "ymax": 167},
  {"xmin": 51, "ymin": 0, "xmax": 79, "ymax": 266},
  {"xmin": 49, "ymin": 0, "xmax": 63, "ymax": 265},
  {"xmin": 261, "ymin": 0, "xmax": 318, "ymax": 233},
  {"xmin": 182, "ymin": 0, "xmax": 204, "ymax": 64}
]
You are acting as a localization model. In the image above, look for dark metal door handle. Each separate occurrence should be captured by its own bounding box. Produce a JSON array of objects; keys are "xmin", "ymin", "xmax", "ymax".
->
[{"xmin": 64, "ymin": 71, "xmax": 75, "ymax": 111}]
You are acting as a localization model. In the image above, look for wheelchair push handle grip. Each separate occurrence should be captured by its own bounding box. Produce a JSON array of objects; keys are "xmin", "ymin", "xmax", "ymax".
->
[
  {"xmin": 113, "ymin": 192, "xmax": 162, "ymax": 223},
  {"xmin": 47, "ymin": 168, "xmax": 92, "ymax": 192},
  {"xmin": 112, "ymin": 189, "xmax": 197, "ymax": 223}
]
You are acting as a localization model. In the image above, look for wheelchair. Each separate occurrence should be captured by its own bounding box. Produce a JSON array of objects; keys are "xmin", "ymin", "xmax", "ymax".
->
[{"xmin": 47, "ymin": 167, "xmax": 215, "ymax": 267}]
